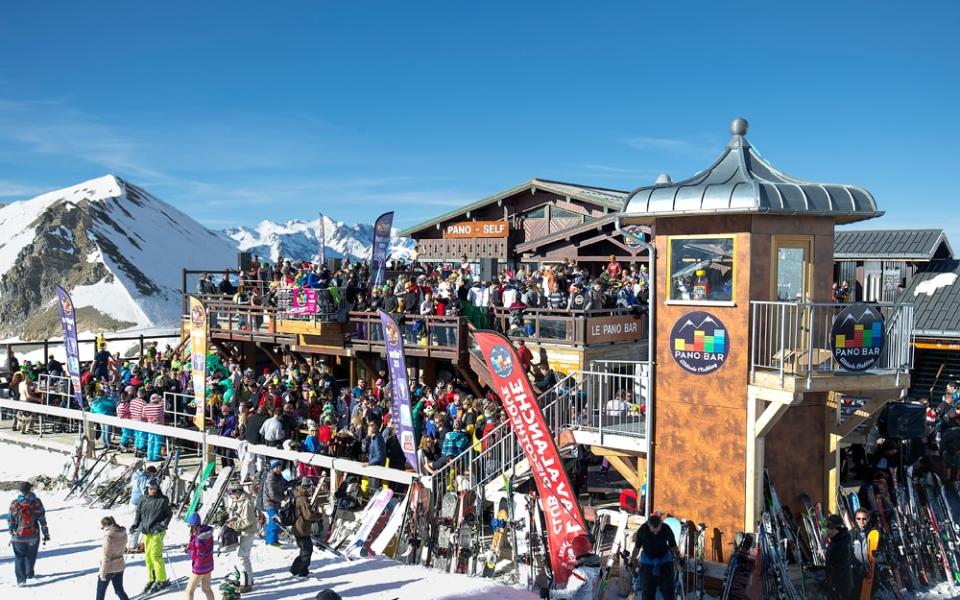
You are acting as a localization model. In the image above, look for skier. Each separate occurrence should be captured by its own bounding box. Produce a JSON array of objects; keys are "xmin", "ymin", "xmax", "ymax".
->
[
  {"xmin": 130, "ymin": 478, "xmax": 173, "ymax": 594},
  {"xmin": 824, "ymin": 514, "xmax": 853, "ymax": 600},
  {"xmin": 263, "ymin": 460, "xmax": 288, "ymax": 547},
  {"xmin": 628, "ymin": 512, "xmax": 679, "ymax": 600},
  {"xmin": 290, "ymin": 478, "xmax": 323, "ymax": 578},
  {"xmin": 7, "ymin": 481, "xmax": 50, "ymax": 587},
  {"xmin": 96, "ymin": 516, "xmax": 130, "ymax": 600},
  {"xmin": 538, "ymin": 534, "xmax": 601, "ymax": 599},
  {"xmin": 185, "ymin": 513, "xmax": 215, "ymax": 600},
  {"xmin": 224, "ymin": 481, "xmax": 257, "ymax": 591},
  {"xmin": 127, "ymin": 465, "xmax": 157, "ymax": 553}
]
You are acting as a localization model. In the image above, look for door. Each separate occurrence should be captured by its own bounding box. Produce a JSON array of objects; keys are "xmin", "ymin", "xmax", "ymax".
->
[{"xmin": 771, "ymin": 236, "xmax": 815, "ymax": 371}]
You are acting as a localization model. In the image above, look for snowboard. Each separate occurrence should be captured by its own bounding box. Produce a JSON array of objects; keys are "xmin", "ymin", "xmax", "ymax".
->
[
  {"xmin": 596, "ymin": 510, "xmax": 629, "ymax": 600},
  {"xmin": 512, "ymin": 492, "xmax": 533, "ymax": 589},
  {"xmin": 202, "ymin": 465, "xmax": 233, "ymax": 525},
  {"xmin": 184, "ymin": 460, "xmax": 217, "ymax": 521},
  {"xmin": 482, "ymin": 497, "xmax": 510, "ymax": 577},
  {"xmin": 341, "ymin": 488, "xmax": 394, "ymax": 557},
  {"xmin": 370, "ymin": 493, "xmax": 409, "ymax": 556}
]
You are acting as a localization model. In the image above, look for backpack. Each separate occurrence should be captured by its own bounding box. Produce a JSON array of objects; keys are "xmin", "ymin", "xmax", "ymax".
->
[
  {"xmin": 278, "ymin": 496, "xmax": 296, "ymax": 527},
  {"xmin": 12, "ymin": 498, "xmax": 37, "ymax": 538},
  {"xmin": 219, "ymin": 525, "xmax": 239, "ymax": 550}
]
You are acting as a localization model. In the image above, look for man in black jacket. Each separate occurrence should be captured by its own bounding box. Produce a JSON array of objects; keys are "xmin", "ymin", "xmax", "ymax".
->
[
  {"xmin": 131, "ymin": 479, "xmax": 172, "ymax": 594},
  {"xmin": 824, "ymin": 514, "xmax": 853, "ymax": 600},
  {"xmin": 628, "ymin": 512, "xmax": 679, "ymax": 600}
]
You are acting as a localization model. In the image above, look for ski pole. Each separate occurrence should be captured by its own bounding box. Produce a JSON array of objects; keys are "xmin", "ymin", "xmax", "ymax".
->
[{"xmin": 163, "ymin": 548, "xmax": 183, "ymax": 591}]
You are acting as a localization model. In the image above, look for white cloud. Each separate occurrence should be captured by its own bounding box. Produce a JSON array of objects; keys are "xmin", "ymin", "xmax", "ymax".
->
[{"xmin": 623, "ymin": 134, "xmax": 719, "ymax": 158}]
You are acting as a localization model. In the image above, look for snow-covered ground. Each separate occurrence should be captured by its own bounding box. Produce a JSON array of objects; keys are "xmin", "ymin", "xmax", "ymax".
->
[{"xmin": 0, "ymin": 443, "xmax": 535, "ymax": 599}]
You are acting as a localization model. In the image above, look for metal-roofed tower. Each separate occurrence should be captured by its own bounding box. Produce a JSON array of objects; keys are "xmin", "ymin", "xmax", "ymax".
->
[{"xmin": 619, "ymin": 118, "xmax": 912, "ymax": 547}]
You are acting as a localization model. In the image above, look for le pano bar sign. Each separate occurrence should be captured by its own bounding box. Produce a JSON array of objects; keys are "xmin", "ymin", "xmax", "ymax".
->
[
  {"xmin": 831, "ymin": 303, "xmax": 885, "ymax": 372},
  {"xmin": 444, "ymin": 220, "xmax": 509, "ymax": 239}
]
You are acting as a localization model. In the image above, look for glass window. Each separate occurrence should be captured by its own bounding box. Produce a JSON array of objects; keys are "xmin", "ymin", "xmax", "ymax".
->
[
  {"xmin": 525, "ymin": 206, "xmax": 546, "ymax": 219},
  {"xmin": 776, "ymin": 247, "xmax": 806, "ymax": 301},
  {"xmin": 551, "ymin": 206, "xmax": 582, "ymax": 219},
  {"xmin": 668, "ymin": 236, "xmax": 735, "ymax": 302}
]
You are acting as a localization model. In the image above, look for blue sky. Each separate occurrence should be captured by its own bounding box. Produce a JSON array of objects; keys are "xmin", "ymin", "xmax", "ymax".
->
[{"xmin": 1, "ymin": 1, "xmax": 957, "ymax": 239}]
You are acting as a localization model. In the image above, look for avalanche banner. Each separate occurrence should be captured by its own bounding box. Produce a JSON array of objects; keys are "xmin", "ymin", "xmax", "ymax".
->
[
  {"xmin": 379, "ymin": 310, "xmax": 419, "ymax": 473},
  {"xmin": 370, "ymin": 211, "xmax": 394, "ymax": 291},
  {"xmin": 189, "ymin": 296, "xmax": 207, "ymax": 430},
  {"xmin": 473, "ymin": 330, "xmax": 588, "ymax": 585},
  {"xmin": 317, "ymin": 212, "xmax": 326, "ymax": 266},
  {"xmin": 54, "ymin": 286, "xmax": 84, "ymax": 409}
]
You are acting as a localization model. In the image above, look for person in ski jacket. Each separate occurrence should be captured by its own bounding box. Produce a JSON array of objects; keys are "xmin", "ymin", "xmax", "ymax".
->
[
  {"xmin": 225, "ymin": 482, "xmax": 257, "ymax": 591},
  {"xmin": 90, "ymin": 390, "xmax": 117, "ymax": 448},
  {"xmin": 290, "ymin": 479, "xmax": 323, "ymax": 577},
  {"xmin": 7, "ymin": 481, "xmax": 49, "ymax": 587},
  {"xmin": 130, "ymin": 479, "xmax": 172, "ymax": 594},
  {"xmin": 116, "ymin": 392, "xmax": 134, "ymax": 451},
  {"xmin": 850, "ymin": 508, "xmax": 873, "ymax": 598},
  {"xmin": 440, "ymin": 420, "xmax": 471, "ymax": 458},
  {"xmin": 824, "ymin": 514, "xmax": 853, "ymax": 600},
  {"xmin": 97, "ymin": 516, "xmax": 130, "ymax": 600},
  {"xmin": 185, "ymin": 512, "xmax": 215, "ymax": 600},
  {"xmin": 540, "ymin": 534, "xmax": 601, "ymax": 599},
  {"xmin": 262, "ymin": 460, "xmax": 288, "ymax": 546},
  {"xmin": 127, "ymin": 465, "xmax": 157, "ymax": 552},
  {"xmin": 628, "ymin": 512, "xmax": 678, "ymax": 600},
  {"xmin": 129, "ymin": 390, "xmax": 148, "ymax": 456}
]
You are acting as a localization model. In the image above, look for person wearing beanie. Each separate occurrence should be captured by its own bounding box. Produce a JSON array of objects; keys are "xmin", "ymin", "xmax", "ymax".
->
[
  {"xmin": 225, "ymin": 482, "xmax": 257, "ymax": 591},
  {"xmin": 824, "ymin": 514, "xmax": 854, "ymax": 600},
  {"xmin": 539, "ymin": 534, "xmax": 600, "ymax": 599},
  {"xmin": 628, "ymin": 512, "xmax": 679, "ymax": 600},
  {"xmin": 130, "ymin": 478, "xmax": 172, "ymax": 594},
  {"xmin": 185, "ymin": 513, "xmax": 215, "ymax": 600},
  {"xmin": 7, "ymin": 481, "xmax": 50, "ymax": 587},
  {"xmin": 290, "ymin": 478, "xmax": 323, "ymax": 578}
]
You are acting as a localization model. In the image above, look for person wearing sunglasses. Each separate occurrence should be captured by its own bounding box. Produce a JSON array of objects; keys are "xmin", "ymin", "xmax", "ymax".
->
[
  {"xmin": 850, "ymin": 508, "xmax": 875, "ymax": 598},
  {"xmin": 224, "ymin": 482, "xmax": 257, "ymax": 592}
]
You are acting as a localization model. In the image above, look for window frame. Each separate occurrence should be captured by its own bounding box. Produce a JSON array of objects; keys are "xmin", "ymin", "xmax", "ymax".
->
[{"xmin": 665, "ymin": 233, "xmax": 737, "ymax": 307}]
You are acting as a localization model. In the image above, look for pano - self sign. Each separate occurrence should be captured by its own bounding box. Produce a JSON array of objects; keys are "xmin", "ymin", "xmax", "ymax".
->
[{"xmin": 443, "ymin": 220, "xmax": 509, "ymax": 238}]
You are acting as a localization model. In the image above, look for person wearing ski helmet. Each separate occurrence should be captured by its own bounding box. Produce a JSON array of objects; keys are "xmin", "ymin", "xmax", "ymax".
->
[
  {"xmin": 628, "ymin": 512, "xmax": 679, "ymax": 600},
  {"xmin": 824, "ymin": 514, "xmax": 853, "ymax": 600},
  {"xmin": 130, "ymin": 478, "xmax": 172, "ymax": 594},
  {"xmin": 185, "ymin": 512, "xmax": 215, "ymax": 600},
  {"xmin": 539, "ymin": 534, "xmax": 601, "ymax": 599}
]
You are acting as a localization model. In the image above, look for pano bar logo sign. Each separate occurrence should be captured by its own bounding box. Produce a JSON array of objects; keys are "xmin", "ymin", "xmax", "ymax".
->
[
  {"xmin": 443, "ymin": 220, "xmax": 509, "ymax": 239},
  {"xmin": 670, "ymin": 310, "xmax": 729, "ymax": 375},
  {"xmin": 831, "ymin": 303, "xmax": 885, "ymax": 372},
  {"xmin": 378, "ymin": 310, "xmax": 419, "ymax": 473},
  {"xmin": 473, "ymin": 330, "xmax": 588, "ymax": 586},
  {"xmin": 55, "ymin": 286, "xmax": 84, "ymax": 409}
]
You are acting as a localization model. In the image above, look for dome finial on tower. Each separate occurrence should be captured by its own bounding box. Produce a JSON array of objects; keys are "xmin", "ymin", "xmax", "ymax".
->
[{"xmin": 730, "ymin": 117, "xmax": 749, "ymax": 136}]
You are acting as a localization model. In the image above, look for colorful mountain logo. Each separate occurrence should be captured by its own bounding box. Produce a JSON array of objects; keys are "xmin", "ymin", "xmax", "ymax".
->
[
  {"xmin": 489, "ymin": 344, "xmax": 514, "ymax": 378},
  {"xmin": 669, "ymin": 311, "xmax": 729, "ymax": 375},
  {"xmin": 831, "ymin": 304, "xmax": 885, "ymax": 372}
]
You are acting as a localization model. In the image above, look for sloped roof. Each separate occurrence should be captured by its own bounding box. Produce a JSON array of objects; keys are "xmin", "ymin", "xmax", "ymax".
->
[
  {"xmin": 901, "ymin": 259, "xmax": 960, "ymax": 338},
  {"xmin": 835, "ymin": 229, "xmax": 952, "ymax": 261},
  {"xmin": 622, "ymin": 118, "xmax": 883, "ymax": 223},
  {"xmin": 399, "ymin": 178, "xmax": 627, "ymax": 237}
]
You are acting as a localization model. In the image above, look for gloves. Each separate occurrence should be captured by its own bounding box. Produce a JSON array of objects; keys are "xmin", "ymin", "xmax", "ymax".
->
[{"xmin": 539, "ymin": 586, "xmax": 550, "ymax": 599}]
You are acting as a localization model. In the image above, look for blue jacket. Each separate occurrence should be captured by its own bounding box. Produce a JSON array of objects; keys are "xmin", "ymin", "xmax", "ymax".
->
[
  {"xmin": 131, "ymin": 469, "xmax": 151, "ymax": 506},
  {"xmin": 306, "ymin": 273, "xmax": 322, "ymax": 288},
  {"xmin": 441, "ymin": 430, "xmax": 471, "ymax": 458},
  {"xmin": 367, "ymin": 433, "xmax": 386, "ymax": 466},
  {"xmin": 90, "ymin": 396, "xmax": 117, "ymax": 416}
]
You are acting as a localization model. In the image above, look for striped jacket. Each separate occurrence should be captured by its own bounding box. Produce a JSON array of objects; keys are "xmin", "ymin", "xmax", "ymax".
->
[
  {"xmin": 141, "ymin": 401, "xmax": 165, "ymax": 425},
  {"xmin": 116, "ymin": 400, "xmax": 132, "ymax": 420},
  {"xmin": 130, "ymin": 397, "xmax": 146, "ymax": 421}
]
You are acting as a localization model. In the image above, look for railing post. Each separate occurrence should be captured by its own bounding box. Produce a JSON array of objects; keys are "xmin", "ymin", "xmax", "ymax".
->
[
  {"xmin": 806, "ymin": 305, "xmax": 815, "ymax": 389},
  {"xmin": 750, "ymin": 303, "xmax": 757, "ymax": 383},
  {"xmin": 778, "ymin": 304, "xmax": 786, "ymax": 388}
]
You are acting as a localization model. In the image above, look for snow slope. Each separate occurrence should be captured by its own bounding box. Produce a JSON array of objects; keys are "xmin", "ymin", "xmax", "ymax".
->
[
  {"xmin": 224, "ymin": 216, "xmax": 415, "ymax": 264},
  {"xmin": 0, "ymin": 443, "xmax": 535, "ymax": 600},
  {"xmin": 0, "ymin": 175, "xmax": 237, "ymax": 339}
]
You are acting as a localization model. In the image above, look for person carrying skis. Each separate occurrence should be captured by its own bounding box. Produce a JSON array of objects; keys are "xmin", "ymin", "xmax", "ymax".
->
[
  {"xmin": 7, "ymin": 481, "xmax": 50, "ymax": 587},
  {"xmin": 224, "ymin": 481, "xmax": 257, "ymax": 591},
  {"xmin": 824, "ymin": 514, "xmax": 853, "ymax": 600},
  {"xmin": 628, "ymin": 512, "xmax": 679, "ymax": 600},
  {"xmin": 97, "ymin": 516, "xmax": 130, "ymax": 600},
  {"xmin": 290, "ymin": 478, "xmax": 323, "ymax": 578},
  {"xmin": 184, "ymin": 513, "xmax": 215, "ymax": 600},
  {"xmin": 539, "ymin": 534, "xmax": 601, "ymax": 599},
  {"xmin": 130, "ymin": 478, "xmax": 172, "ymax": 594}
]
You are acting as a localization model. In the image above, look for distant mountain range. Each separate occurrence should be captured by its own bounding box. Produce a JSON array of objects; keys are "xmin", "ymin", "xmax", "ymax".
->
[{"xmin": 0, "ymin": 175, "xmax": 411, "ymax": 340}]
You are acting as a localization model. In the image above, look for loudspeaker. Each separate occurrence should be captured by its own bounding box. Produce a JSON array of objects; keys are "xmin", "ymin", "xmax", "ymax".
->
[
  {"xmin": 326, "ymin": 258, "xmax": 342, "ymax": 272},
  {"xmin": 479, "ymin": 257, "xmax": 498, "ymax": 282},
  {"xmin": 238, "ymin": 252, "xmax": 253, "ymax": 271},
  {"xmin": 883, "ymin": 402, "xmax": 926, "ymax": 440}
]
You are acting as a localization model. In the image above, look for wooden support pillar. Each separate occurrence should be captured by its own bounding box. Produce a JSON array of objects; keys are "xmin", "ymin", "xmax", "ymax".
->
[
  {"xmin": 745, "ymin": 392, "xmax": 762, "ymax": 531},
  {"xmin": 826, "ymin": 392, "xmax": 841, "ymax": 513}
]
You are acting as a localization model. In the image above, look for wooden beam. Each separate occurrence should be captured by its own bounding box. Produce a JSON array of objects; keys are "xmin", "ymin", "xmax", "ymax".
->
[
  {"xmin": 589, "ymin": 445, "xmax": 646, "ymax": 458},
  {"xmin": 745, "ymin": 394, "xmax": 763, "ymax": 531},
  {"xmin": 756, "ymin": 402, "xmax": 791, "ymax": 438},
  {"xmin": 836, "ymin": 391, "xmax": 900, "ymax": 438},
  {"xmin": 747, "ymin": 385, "xmax": 798, "ymax": 405},
  {"xmin": 605, "ymin": 455, "xmax": 644, "ymax": 494},
  {"xmin": 457, "ymin": 366, "xmax": 484, "ymax": 398}
]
